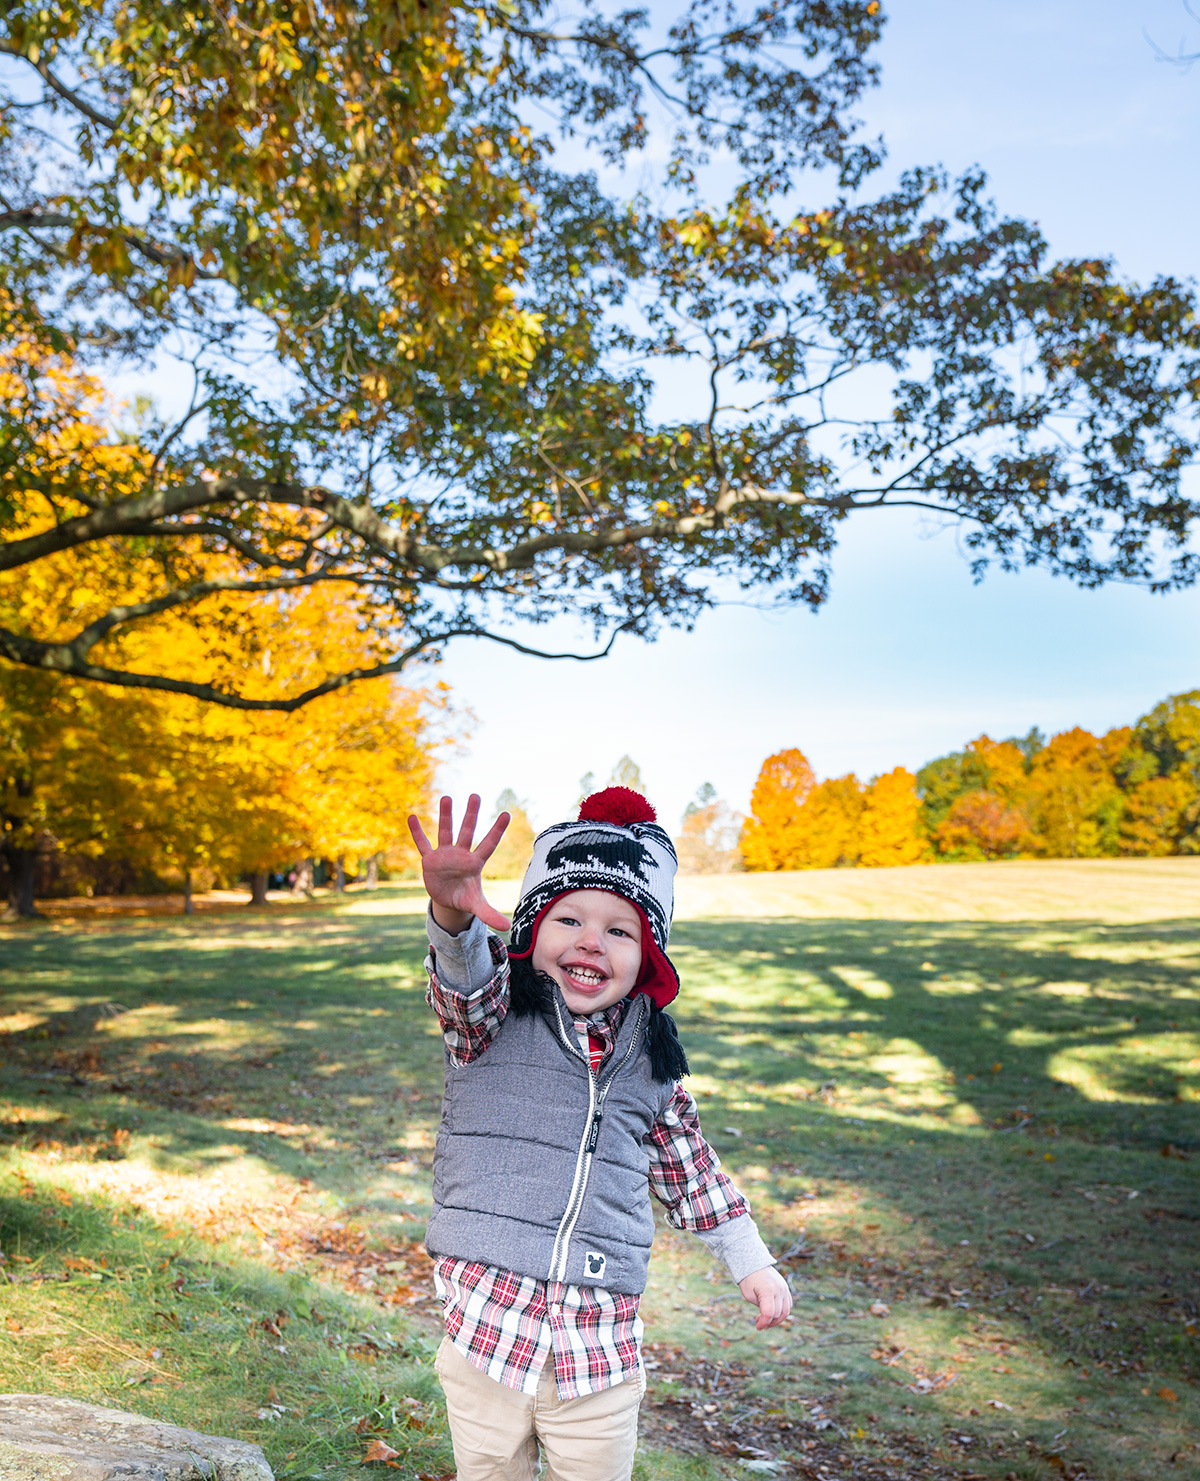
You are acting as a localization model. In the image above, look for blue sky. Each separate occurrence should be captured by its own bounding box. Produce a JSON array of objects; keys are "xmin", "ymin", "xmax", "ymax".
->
[{"xmin": 433, "ymin": 0, "xmax": 1200, "ymax": 831}]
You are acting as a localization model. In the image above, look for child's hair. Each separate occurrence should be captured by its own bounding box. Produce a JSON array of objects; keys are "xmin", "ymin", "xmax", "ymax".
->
[{"xmin": 508, "ymin": 955, "xmax": 689, "ymax": 1085}]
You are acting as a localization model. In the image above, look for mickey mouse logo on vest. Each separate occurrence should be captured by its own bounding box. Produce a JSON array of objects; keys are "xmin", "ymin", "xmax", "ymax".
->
[{"xmin": 584, "ymin": 1250, "xmax": 607, "ymax": 1281}]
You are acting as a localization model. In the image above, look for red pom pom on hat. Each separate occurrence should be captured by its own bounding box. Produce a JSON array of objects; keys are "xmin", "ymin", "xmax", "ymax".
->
[{"xmin": 577, "ymin": 786, "xmax": 657, "ymax": 826}]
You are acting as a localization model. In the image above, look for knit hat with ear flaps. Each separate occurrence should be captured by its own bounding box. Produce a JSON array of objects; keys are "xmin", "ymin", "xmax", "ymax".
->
[{"xmin": 507, "ymin": 786, "xmax": 680, "ymax": 1010}]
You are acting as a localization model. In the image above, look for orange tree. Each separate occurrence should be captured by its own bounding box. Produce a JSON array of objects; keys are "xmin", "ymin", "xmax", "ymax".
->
[
  {"xmin": 0, "ymin": 3, "xmax": 1198, "ymax": 706},
  {"xmin": 740, "ymin": 748, "xmax": 817, "ymax": 871}
]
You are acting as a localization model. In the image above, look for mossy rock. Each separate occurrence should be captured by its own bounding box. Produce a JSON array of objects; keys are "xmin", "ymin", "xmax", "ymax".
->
[{"xmin": 0, "ymin": 1396, "xmax": 272, "ymax": 1480}]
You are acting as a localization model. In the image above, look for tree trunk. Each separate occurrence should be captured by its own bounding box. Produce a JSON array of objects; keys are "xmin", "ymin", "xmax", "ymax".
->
[
  {"xmin": 2, "ymin": 845, "xmax": 41, "ymax": 920},
  {"xmin": 291, "ymin": 858, "xmax": 314, "ymax": 897},
  {"xmin": 248, "ymin": 870, "xmax": 269, "ymax": 907},
  {"xmin": 183, "ymin": 869, "xmax": 194, "ymax": 916},
  {"xmin": 334, "ymin": 854, "xmax": 346, "ymax": 892},
  {"xmin": 366, "ymin": 852, "xmax": 380, "ymax": 890}
]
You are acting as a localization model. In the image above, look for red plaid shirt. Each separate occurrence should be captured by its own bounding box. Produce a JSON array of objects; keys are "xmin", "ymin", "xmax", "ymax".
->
[{"xmin": 426, "ymin": 941, "xmax": 750, "ymax": 1397}]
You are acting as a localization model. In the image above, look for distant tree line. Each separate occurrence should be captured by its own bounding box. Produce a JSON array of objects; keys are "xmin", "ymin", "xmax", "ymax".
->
[{"xmin": 740, "ymin": 690, "xmax": 1200, "ymax": 871}]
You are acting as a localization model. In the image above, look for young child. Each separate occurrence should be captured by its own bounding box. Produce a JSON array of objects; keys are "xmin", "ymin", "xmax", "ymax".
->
[{"xmin": 407, "ymin": 787, "xmax": 792, "ymax": 1481}]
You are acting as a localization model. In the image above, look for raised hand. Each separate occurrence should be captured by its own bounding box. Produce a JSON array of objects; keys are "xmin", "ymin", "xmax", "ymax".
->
[{"xmin": 407, "ymin": 794, "xmax": 512, "ymax": 934}]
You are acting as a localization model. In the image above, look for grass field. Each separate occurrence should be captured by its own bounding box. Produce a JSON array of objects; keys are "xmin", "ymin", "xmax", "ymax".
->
[{"xmin": 1, "ymin": 859, "xmax": 1198, "ymax": 1480}]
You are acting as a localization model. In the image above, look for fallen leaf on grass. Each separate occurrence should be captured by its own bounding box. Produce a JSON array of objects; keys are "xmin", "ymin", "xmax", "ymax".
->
[
  {"xmin": 1159, "ymin": 1387, "xmax": 1178, "ymax": 1402},
  {"xmin": 985, "ymin": 1399, "xmax": 1013, "ymax": 1410},
  {"xmin": 363, "ymin": 1437, "xmax": 401, "ymax": 1466},
  {"xmin": 906, "ymin": 1373, "xmax": 957, "ymax": 1394},
  {"xmin": 868, "ymin": 1302, "xmax": 890, "ymax": 1317}
]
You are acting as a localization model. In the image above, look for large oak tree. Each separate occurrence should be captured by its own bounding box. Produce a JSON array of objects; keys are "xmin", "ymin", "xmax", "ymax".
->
[{"xmin": 1, "ymin": 0, "xmax": 1197, "ymax": 709}]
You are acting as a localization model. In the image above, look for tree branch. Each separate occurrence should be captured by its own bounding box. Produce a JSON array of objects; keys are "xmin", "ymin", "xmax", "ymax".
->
[
  {"xmin": 0, "ymin": 209, "xmax": 75, "ymax": 231},
  {"xmin": 0, "ymin": 44, "xmax": 120, "ymax": 130},
  {"xmin": 0, "ymin": 619, "xmax": 633, "ymax": 711},
  {"xmin": 0, "ymin": 473, "xmax": 857, "ymax": 582},
  {"xmin": 64, "ymin": 572, "xmax": 342, "ymax": 657}
]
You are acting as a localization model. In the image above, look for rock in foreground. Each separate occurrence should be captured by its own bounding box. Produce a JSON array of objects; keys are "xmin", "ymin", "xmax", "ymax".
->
[{"xmin": 0, "ymin": 1395, "xmax": 273, "ymax": 1480}]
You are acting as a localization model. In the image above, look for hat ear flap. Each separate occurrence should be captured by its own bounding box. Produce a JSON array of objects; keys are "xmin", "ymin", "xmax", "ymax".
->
[{"xmin": 646, "ymin": 1002, "xmax": 689, "ymax": 1084}]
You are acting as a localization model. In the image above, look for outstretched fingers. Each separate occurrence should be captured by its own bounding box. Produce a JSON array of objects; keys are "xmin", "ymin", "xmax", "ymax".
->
[
  {"xmin": 436, "ymin": 794, "xmax": 455, "ymax": 848},
  {"xmin": 407, "ymin": 813, "xmax": 433, "ymax": 855},
  {"xmin": 455, "ymin": 793, "xmax": 482, "ymax": 851},
  {"xmin": 474, "ymin": 810, "xmax": 512, "ymax": 863}
]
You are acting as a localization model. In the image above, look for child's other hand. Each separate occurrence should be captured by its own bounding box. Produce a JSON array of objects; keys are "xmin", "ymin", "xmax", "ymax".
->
[
  {"xmin": 407, "ymin": 794, "xmax": 512, "ymax": 934},
  {"xmin": 738, "ymin": 1266, "xmax": 793, "ymax": 1331}
]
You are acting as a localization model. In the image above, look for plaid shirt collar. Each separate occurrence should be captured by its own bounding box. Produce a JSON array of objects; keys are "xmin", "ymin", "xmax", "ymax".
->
[{"xmin": 570, "ymin": 995, "xmax": 629, "ymax": 1065}]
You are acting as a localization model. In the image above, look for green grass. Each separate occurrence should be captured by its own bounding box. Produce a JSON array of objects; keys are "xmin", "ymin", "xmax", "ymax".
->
[{"xmin": 2, "ymin": 868, "xmax": 1198, "ymax": 1479}]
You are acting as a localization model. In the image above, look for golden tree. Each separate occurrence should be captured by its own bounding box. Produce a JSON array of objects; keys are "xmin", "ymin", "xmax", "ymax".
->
[
  {"xmin": 0, "ymin": 374, "xmax": 443, "ymax": 914},
  {"xmin": 741, "ymin": 753, "xmax": 866, "ymax": 871},
  {"xmin": 1026, "ymin": 728, "xmax": 1123, "ymax": 858},
  {"xmin": 740, "ymin": 749, "xmax": 817, "ymax": 871},
  {"xmin": 790, "ymin": 776, "xmax": 866, "ymax": 869},
  {"xmin": 1119, "ymin": 774, "xmax": 1198, "ymax": 856},
  {"xmin": 858, "ymin": 768, "xmax": 926, "ymax": 867}
]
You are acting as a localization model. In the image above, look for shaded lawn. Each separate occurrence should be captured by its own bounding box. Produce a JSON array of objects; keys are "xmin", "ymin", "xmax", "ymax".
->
[{"xmin": 0, "ymin": 877, "xmax": 1197, "ymax": 1480}]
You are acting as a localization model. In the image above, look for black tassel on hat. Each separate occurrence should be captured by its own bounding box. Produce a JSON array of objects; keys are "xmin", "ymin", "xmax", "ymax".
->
[
  {"xmin": 507, "ymin": 956, "xmax": 688, "ymax": 1085},
  {"xmin": 508, "ymin": 955, "xmax": 555, "ymax": 1018},
  {"xmin": 646, "ymin": 1001, "xmax": 689, "ymax": 1084}
]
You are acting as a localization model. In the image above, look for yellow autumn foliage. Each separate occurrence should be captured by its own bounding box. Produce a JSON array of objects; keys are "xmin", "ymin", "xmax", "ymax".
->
[
  {"xmin": 739, "ymin": 748, "xmax": 816, "ymax": 871},
  {"xmin": 1, "ymin": 579, "xmax": 442, "ymax": 890},
  {"xmin": 0, "ymin": 331, "xmax": 441, "ymax": 899},
  {"xmin": 858, "ymin": 768, "xmax": 926, "ymax": 867},
  {"xmin": 1025, "ymin": 727, "xmax": 1124, "ymax": 859}
]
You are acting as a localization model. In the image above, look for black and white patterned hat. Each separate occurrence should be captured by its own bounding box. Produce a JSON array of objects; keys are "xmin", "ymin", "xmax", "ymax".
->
[{"xmin": 508, "ymin": 787, "xmax": 680, "ymax": 1006}]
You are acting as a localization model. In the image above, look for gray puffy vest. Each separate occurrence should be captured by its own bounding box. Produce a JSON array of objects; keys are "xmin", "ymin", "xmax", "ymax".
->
[{"xmin": 425, "ymin": 990, "xmax": 675, "ymax": 1295}]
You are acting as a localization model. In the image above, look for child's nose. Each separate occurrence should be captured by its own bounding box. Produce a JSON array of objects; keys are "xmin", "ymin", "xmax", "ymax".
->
[{"xmin": 576, "ymin": 927, "xmax": 604, "ymax": 952}]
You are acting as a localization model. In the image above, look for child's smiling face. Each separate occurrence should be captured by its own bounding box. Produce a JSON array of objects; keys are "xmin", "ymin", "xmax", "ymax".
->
[{"xmin": 531, "ymin": 888, "xmax": 644, "ymax": 1015}]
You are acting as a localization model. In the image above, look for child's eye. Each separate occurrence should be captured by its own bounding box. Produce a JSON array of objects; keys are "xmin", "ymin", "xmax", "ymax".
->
[{"xmin": 557, "ymin": 915, "xmax": 580, "ymax": 927}]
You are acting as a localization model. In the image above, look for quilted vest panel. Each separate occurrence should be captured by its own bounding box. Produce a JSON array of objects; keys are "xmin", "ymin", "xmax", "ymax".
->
[{"xmin": 425, "ymin": 991, "xmax": 674, "ymax": 1295}]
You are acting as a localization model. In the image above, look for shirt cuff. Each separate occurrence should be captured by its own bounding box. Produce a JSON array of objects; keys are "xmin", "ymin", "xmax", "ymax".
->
[
  {"xmin": 426, "ymin": 908, "xmax": 496, "ymax": 994},
  {"xmin": 693, "ymin": 1214, "xmax": 776, "ymax": 1284}
]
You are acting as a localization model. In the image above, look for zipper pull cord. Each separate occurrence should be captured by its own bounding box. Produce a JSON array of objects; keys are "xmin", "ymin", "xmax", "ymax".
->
[{"xmin": 585, "ymin": 1112, "xmax": 603, "ymax": 1154}]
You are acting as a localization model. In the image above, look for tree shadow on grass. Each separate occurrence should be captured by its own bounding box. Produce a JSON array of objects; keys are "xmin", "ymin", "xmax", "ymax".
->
[
  {"xmin": 3, "ymin": 907, "xmax": 1199, "ymax": 1478},
  {"xmin": 671, "ymin": 916, "xmax": 1199, "ymax": 1147},
  {"xmin": 0, "ymin": 909, "xmax": 443, "ymax": 1201},
  {"xmin": 664, "ymin": 915, "xmax": 1200, "ymax": 1463}
]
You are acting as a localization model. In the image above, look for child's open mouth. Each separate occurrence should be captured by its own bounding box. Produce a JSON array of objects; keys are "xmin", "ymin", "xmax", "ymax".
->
[{"xmin": 561, "ymin": 963, "xmax": 609, "ymax": 992}]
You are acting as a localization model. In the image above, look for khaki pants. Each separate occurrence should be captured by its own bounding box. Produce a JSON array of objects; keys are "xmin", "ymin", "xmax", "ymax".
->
[{"xmin": 434, "ymin": 1336, "xmax": 644, "ymax": 1481}]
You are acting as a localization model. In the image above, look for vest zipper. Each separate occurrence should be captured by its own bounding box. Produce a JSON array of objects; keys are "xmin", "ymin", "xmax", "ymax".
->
[{"xmin": 547, "ymin": 996, "xmax": 648, "ymax": 1283}]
